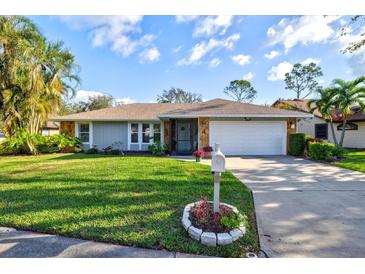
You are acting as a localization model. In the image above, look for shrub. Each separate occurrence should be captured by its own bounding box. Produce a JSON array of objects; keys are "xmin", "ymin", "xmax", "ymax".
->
[
  {"xmin": 308, "ymin": 142, "xmax": 335, "ymax": 161},
  {"xmin": 147, "ymin": 142, "xmax": 168, "ymax": 156},
  {"xmin": 304, "ymin": 135, "xmax": 322, "ymax": 153},
  {"xmin": 111, "ymin": 149, "xmax": 122, "ymax": 155},
  {"xmin": 0, "ymin": 131, "xmax": 31, "ymax": 154},
  {"xmin": 190, "ymin": 197, "xmax": 211, "ymax": 224},
  {"xmin": 202, "ymin": 146, "xmax": 213, "ymax": 153},
  {"xmin": 332, "ymin": 146, "xmax": 346, "ymax": 159},
  {"xmin": 0, "ymin": 132, "xmax": 82, "ymax": 155},
  {"xmin": 85, "ymin": 148, "xmax": 98, "ymax": 154},
  {"xmin": 220, "ymin": 212, "xmax": 248, "ymax": 230},
  {"xmin": 289, "ymin": 133, "xmax": 306, "ymax": 156}
]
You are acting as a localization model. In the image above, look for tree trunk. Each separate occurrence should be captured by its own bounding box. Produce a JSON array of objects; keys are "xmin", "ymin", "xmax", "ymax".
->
[
  {"xmin": 329, "ymin": 119, "xmax": 338, "ymax": 146},
  {"xmin": 339, "ymin": 117, "xmax": 347, "ymax": 147}
]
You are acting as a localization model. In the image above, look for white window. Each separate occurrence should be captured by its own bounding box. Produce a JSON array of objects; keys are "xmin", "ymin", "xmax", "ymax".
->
[
  {"xmin": 153, "ymin": 124, "xmax": 161, "ymax": 143},
  {"xmin": 131, "ymin": 123, "xmax": 139, "ymax": 143},
  {"xmin": 79, "ymin": 123, "xmax": 90, "ymax": 143},
  {"xmin": 142, "ymin": 123, "xmax": 151, "ymax": 143}
]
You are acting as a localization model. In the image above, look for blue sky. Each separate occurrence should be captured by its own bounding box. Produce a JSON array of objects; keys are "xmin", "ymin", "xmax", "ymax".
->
[{"xmin": 30, "ymin": 15, "xmax": 365, "ymax": 104}]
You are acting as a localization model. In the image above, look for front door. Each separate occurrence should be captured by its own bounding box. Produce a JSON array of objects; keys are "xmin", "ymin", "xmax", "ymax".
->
[{"xmin": 177, "ymin": 122, "xmax": 191, "ymax": 154}]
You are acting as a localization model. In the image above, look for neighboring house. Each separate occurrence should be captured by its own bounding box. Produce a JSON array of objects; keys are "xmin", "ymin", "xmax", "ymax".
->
[
  {"xmin": 272, "ymin": 99, "xmax": 365, "ymax": 149},
  {"xmin": 53, "ymin": 98, "xmax": 311, "ymax": 156},
  {"xmin": 0, "ymin": 121, "xmax": 59, "ymax": 143},
  {"xmin": 42, "ymin": 121, "xmax": 60, "ymax": 136},
  {"xmin": 0, "ymin": 128, "xmax": 4, "ymax": 143}
]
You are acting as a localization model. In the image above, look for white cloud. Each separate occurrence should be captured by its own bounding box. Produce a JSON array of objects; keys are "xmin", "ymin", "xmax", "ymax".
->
[
  {"xmin": 231, "ymin": 54, "xmax": 251, "ymax": 66},
  {"xmin": 175, "ymin": 15, "xmax": 234, "ymax": 37},
  {"xmin": 267, "ymin": 16, "xmax": 339, "ymax": 51},
  {"xmin": 72, "ymin": 90, "xmax": 106, "ymax": 102},
  {"xmin": 193, "ymin": 16, "xmax": 233, "ymax": 37},
  {"xmin": 58, "ymin": 16, "xmax": 157, "ymax": 58},
  {"xmin": 209, "ymin": 58, "xmax": 221, "ymax": 67},
  {"xmin": 115, "ymin": 97, "xmax": 136, "ymax": 104},
  {"xmin": 71, "ymin": 90, "xmax": 136, "ymax": 105},
  {"xmin": 264, "ymin": 50, "xmax": 281, "ymax": 59},
  {"xmin": 267, "ymin": 61, "xmax": 293, "ymax": 81},
  {"xmin": 302, "ymin": 57, "xmax": 321, "ymax": 65},
  {"xmin": 243, "ymin": 72, "xmax": 254, "ymax": 81},
  {"xmin": 139, "ymin": 47, "xmax": 160, "ymax": 63},
  {"xmin": 177, "ymin": 33, "xmax": 240, "ymax": 66},
  {"xmin": 175, "ymin": 16, "xmax": 199, "ymax": 23},
  {"xmin": 266, "ymin": 57, "xmax": 321, "ymax": 81}
]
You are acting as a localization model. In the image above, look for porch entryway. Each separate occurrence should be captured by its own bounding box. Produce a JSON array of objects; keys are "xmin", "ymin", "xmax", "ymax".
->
[{"xmin": 169, "ymin": 119, "xmax": 198, "ymax": 155}]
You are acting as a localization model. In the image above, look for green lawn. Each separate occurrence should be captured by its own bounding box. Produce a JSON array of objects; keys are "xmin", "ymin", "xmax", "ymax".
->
[
  {"xmin": 335, "ymin": 150, "xmax": 365, "ymax": 173},
  {"xmin": 0, "ymin": 153, "xmax": 258, "ymax": 257}
]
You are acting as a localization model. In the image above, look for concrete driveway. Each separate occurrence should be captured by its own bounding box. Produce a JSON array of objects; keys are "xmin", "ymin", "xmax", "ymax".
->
[{"xmin": 225, "ymin": 156, "xmax": 365, "ymax": 258}]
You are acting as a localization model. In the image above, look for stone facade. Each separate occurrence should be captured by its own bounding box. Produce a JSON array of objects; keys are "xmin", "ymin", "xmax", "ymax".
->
[
  {"xmin": 198, "ymin": 117, "xmax": 209, "ymax": 148},
  {"xmin": 60, "ymin": 121, "xmax": 75, "ymax": 137},
  {"xmin": 163, "ymin": 121, "xmax": 170, "ymax": 146}
]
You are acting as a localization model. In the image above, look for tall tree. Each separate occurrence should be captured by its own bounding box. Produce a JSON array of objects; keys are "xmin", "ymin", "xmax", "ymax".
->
[
  {"xmin": 223, "ymin": 80, "xmax": 257, "ymax": 103},
  {"xmin": 284, "ymin": 63, "xmax": 323, "ymax": 99},
  {"xmin": 0, "ymin": 16, "xmax": 80, "ymax": 153},
  {"xmin": 77, "ymin": 94, "xmax": 115, "ymax": 112},
  {"xmin": 0, "ymin": 16, "xmax": 41, "ymax": 124},
  {"xmin": 307, "ymin": 88, "xmax": 339, "ymax": 146},
  {"xmin": 327, "ymin": 77, "xmax": 365, "ymax": 147},
  {"xmin": 157, "ymin": 87, "xmax": 202, "ymax": 103}
]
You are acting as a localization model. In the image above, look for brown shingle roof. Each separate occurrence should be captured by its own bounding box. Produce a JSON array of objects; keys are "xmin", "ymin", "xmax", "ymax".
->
[
  {"xmin": 272, "ymin": 99, "xmax": 323, "ymax": 117},
  {"xmin": 272, "ymin": 99, "xmax": 365, "ymax": 122},
  {"xmin": 53, "ymin": 98, "xmax": 312, "ymax": 122}
]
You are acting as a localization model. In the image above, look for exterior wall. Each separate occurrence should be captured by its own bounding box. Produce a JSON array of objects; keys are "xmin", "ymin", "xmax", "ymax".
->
[
  {"xmin": 198, "ymin": 117, "xmax": 209, "ymax": 148},
  {"xmin": 60, "ymin": 121, "xmax": 75, "ymax": 136},
  {"xmin": 93, "ymin": 122, "xmax": 128, "ymax": 150},
  {"xmin": 49, "ymin": 128, "xmax": 59, "ymax": 136},
  {"xmin": 297, "ymin": 117, "xmax": 365, "ymax": 148},
  {"xmin": 330, "ymin": 121, "xmax": 365, "ymax": 148}
]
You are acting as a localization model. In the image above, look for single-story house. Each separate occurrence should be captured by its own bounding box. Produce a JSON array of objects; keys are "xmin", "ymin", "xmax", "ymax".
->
[
  {"xmin": 42, "ymin": 121, "xmax": 60, "ymax": 136},
  {"xmin": 272, "ymin": 99, "xmax": 365, "ymax": 149},
  {"xmin": 52, "ymin": 98, "xmax": 312, "ymax": 156}
]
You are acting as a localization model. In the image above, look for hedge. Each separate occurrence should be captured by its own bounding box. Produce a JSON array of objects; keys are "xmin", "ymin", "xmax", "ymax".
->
[{"xmin": 289, "ymin": 133, "xmax": 306, "ymax": 156}]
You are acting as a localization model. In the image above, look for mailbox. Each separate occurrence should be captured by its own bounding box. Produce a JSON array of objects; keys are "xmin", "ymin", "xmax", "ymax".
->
[{"xmin": 211, "ymin": 143, "xmax": 226, "ymax": 173}]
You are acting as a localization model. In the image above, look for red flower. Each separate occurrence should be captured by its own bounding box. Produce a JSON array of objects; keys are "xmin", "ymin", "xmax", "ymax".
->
[{"xmin": 192, "ymin": 149, "xmax": 204, "ymax": 157}]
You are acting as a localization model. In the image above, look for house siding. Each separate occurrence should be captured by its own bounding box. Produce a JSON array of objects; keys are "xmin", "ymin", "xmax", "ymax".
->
[
  {"xmin": 93, "ymin": 122, "xmax": 128, "ymax": 150},
  {"xmin": 297, "ymin": 117, "xmax": 365, "ymax": 148}
]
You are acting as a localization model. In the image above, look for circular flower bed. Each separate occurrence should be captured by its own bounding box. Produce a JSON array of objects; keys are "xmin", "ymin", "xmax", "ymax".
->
[{"xmin": 181, "ymin": 197, "xmax": 246, "ymax": 247}]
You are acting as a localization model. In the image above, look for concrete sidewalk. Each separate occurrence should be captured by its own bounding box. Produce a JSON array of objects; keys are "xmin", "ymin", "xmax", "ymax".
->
[{"xmin": 0, "ymin": 227, "xmax": 207, "ymax": 258}]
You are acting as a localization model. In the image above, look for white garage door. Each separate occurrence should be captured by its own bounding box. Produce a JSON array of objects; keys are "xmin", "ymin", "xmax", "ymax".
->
[{"xmin": 209, "ymin": 121, "xmax": 286, "ymax": 155}]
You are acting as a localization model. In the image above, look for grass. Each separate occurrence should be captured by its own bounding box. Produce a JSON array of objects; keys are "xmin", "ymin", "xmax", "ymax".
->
[
  {"xmin": 0, "ymin": 153, "xmax": 258, "ymax": 257},
  {"xmin": 334, "ymin": 150, "xmax": 365, "ymax": 173}
]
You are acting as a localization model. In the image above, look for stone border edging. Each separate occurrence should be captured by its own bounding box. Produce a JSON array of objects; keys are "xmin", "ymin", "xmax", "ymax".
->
[{"xmin": 181, "ymin": 201, "xmax": 246, "ymax": 247}]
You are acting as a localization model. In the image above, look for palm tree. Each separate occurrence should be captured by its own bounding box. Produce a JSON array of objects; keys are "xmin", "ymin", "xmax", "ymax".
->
[
  {"xmin": 328, "ymin": 77, "xmax": 365, "ymax": 147},
  {"xmin": 307, "ymin": 88, "xmax": 339, "ymax": 146},
  {"xmin": 0, "ymin": 16, "xmax": 80, "ymax": 153},
  {"xmin": 0, "ymin": 16, "xmax": 41, "ymax": 113}
]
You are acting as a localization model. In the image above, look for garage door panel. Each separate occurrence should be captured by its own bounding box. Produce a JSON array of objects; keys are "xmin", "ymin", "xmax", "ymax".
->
[{"xmin": 209, "ymin": 121, "xmax": 286, "ymax": 155}]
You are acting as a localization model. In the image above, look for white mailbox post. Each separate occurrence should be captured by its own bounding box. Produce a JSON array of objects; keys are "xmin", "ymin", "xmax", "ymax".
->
[{"xmin": 211, "ymin": 143, "xmax": 226, "ymax": 213}]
